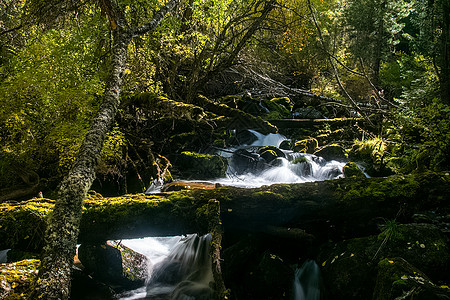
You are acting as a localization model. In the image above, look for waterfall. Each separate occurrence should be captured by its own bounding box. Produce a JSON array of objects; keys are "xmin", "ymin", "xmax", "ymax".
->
[
  {"xmin": 119, "ymin": 234, "xmax": 214, "ymax": 300},
  {"xmin": 0, "ymin": 249, "xmax": 9, "ymax": 263},
  {"xmin": 293, "ymin": 260, "xmax": 321, "ymax": 300},
  {"xmin": 210, "ymin": 130, "xmax": 346, "ymax": 188}
]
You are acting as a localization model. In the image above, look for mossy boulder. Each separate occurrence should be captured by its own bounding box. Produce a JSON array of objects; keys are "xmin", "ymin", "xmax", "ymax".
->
[
  {"xmin": 318, "ymin": 223, "xmax": 450, "ymax": 299},
  {"xmin": 373, "ymin": 257, "xmax": 450, "ymax": 300},
  {"xmin": 279, "ymin": 140, "xmax": 292, "ymax": 150},
  {"xmin": 177, "ymin": 151, "xmax": 228, "ymax": 179},
  {"xmin": 78, "ymin": 241, "xmax": 148, "ymax": 289},
  {"xmin": 343, "ymin": 162, "xmax": 365, "ymax": 178},
  {"xmin": 294, "ymin": 138, "xmax": 318, "ymax": 154},
  {"xmin": 314, "ymin": 144, "xmax": 348, "ymax": 162},
  {"xmin": 0, "ymin": 259, "xmax": 39, "ymax": 299},
  {"xmin": 270, "ymin": 97, "xmax": 294, "ymax": 111},
  {"xmin": 258, "ymin": 146, "xmax": 286, "ymax": 164}
]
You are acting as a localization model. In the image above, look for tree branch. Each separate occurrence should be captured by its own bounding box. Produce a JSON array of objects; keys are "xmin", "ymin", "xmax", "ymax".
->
[{"xmin": 132, "ymin": 0, "xmax": 180, "ymax": 37}]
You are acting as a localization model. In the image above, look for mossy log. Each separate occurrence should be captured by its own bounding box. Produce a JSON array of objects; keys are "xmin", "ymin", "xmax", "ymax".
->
[
  {"xmin": 195, "ymin": 95, "xmax": 278, "ymax": 134},
  {"xmin": 0, "ymin": 172, "xmax": 448, "ymax": 251},
  {"xmin": 270, "ymin": 117, "xmax": 363, "ymax": 129}
]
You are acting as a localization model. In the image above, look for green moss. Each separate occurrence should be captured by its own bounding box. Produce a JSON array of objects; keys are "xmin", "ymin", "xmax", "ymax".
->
[
  {"xmin": 294, "ymin": 138, "xmax": 318, "ymax": 153},
  {"xmin": 343, "ymin": 162, "xmax": 365, "ymax": 178},
  {"xmin": 0, "ymin": 259, "xmax": 40, "ymax": 299},
  {"xmin": 291, "ymin": 156, "xmax": 308, "ymax": 164},
  {"xmin": 0, "ymin": 199, "xmax": 54, "ymax": 251},
  {"xmin": 177, "ymin": 151, "xmax": 228, "ymax": 179}
]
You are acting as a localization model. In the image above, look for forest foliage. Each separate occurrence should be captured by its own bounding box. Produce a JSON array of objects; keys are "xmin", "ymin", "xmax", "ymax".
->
[{"xmin": 0, "ymin": 0, "xmax": 449, "ymax": 198}]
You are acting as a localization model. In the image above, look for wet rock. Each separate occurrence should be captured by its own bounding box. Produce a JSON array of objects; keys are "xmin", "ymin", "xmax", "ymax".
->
[
  {"xmin": 258, "ymin": 146, "xmax": 286, "ymax": 164},
  {"xmin": 234, "ymin": 129, "xmax": 258, "ymax": 146},
  {"xmin": 78, "ymin": 241, "xmax": 148, "ymax": 290},
  {"xmin": 292, "ymin": 107, "xmax": 323, "ymax": 119},
  {"xmin": 177, "ymin": 151, "xmax": 228, "ymax": 179},
  {"xmin": 230, "ymin": 149, "xmax": 262, "ymax": 174},
  {"xmin": 314, "ymin": 144, "xmax": 348, "ymax": 162},
  {"xmin": 294, "ymin": 138, "xmax": 318, "ymax": 154},
  {"xmin": 279, "ymin": 140, "xmax": 292, "ymax": 150},
  {"xmin": 343, "ymin": 162, "xmax": 365, "ymax": 178}
]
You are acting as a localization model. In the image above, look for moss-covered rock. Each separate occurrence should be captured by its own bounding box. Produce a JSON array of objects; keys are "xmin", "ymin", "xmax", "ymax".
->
[
  {"xmin": 318, "ymin": 223, "xmax": 450, "ymax": 299},
  {"xmin": 279, "ymin": 140, "xmax": 292, "ymax": 150},
  {"xmin": 314, "ymin": 144, "xmax": 348, "ymax": 161},
  {"xmin": 343, "ymin": 162, "xmax": 365, "ymax": 178},
  {"xmin": 373, "ymin": 257, "xmax": 450, "ymax": 300},
  {"xmin": 258, "ymin": 146, "xmax": 286, "ymax": 164},
  {"xmin": 270, "ymin": 97, "xmax": 294, "ymax": 111},
  {"xmin": 176, "ymin": 151, "xmax": 228, "ymax": 179},
  {"xmin": 0, "ymin": 259, "xmax": 39, "ymax": 299},
  {"xmin": 78, "ymin": 241, "xmax": 148, "ymax": 290},
  {"xmin": 294, "ymin": 138, "xmax": 318, "ymax": 153}
]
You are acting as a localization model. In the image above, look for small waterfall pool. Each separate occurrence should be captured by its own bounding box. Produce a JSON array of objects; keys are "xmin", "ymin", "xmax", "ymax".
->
[{"xmin": 118, "ymin": 234, "xmax": 214, "ymax": 300}]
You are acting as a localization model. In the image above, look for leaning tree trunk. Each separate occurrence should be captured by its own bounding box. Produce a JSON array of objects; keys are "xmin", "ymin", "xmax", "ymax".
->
[
  {"xmin": 31, "ymin": 27, "xmax": 131, "ymax": 299},
  {"xmin": 31, "ymin": 0, "xmax": 180, "ymax": 297}
]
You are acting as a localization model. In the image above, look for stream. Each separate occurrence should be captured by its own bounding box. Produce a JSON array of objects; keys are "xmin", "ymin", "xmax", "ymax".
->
[{"xmin": 118, "ymin": 130, "xmax": 336, "ymax": 299}]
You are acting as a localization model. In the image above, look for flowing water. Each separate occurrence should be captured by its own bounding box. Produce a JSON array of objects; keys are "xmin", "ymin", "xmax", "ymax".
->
[
  {"xmin": 118, "ymin": 234, "xmax": 214, "ymax": 300},
  {"xmin": 214, "ymin": 130, "xmax": 345, "ymax": 188},
  {"xmin": 293, "ymin": 260, "xmax": 322, "ymax": 300}
]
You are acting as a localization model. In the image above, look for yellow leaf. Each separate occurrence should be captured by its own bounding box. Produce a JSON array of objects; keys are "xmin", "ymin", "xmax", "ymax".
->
[
  {"xmin": 322, "ymin": 261, "xmax": 327, "ymax": 266},
  {"xmin": 124, "ymin": 68, "xmax": 131, "ymax": 75},
  {"xmin": 388, "ymin": 260, "xmax": 394, "ymax": 264},
  {"xmin": 441, "ymin": 285, "xmax": 449, "ymax": 289}
]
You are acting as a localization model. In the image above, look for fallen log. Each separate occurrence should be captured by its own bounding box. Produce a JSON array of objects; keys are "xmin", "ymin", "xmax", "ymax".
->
[
  {"xmin": 269, "ymin": 118, "xmax": 364, "ymax": 129},
  {"xmin": 0, "ymin": 172, "xmax": 448, "ymax": 252}
]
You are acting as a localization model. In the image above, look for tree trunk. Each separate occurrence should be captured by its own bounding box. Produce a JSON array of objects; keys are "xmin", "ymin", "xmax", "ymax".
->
[{"xmin": 31, "ymin": 27, "xmax": 131, "ymax": 299}]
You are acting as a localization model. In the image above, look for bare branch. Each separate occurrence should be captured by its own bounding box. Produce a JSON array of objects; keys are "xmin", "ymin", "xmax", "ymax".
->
[{"xmin": 133, "ymin": 0, "xmax": 180, "ymax": 37}]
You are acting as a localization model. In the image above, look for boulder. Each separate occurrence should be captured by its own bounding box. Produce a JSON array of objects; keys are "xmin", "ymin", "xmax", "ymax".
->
[
  {"xmin": 279, "ymin": 140, "xmax": 292, "ymax": 150},
  {"xmin": 314, "ymin": 144, "xmax": 347, "ymax": 161},
  {"xmin": 294, "ymin": 138, "xmax": 318, "ymax": 154},
  {"xmin": 177, "ymin": 151, "xmax": 228, "ymax": 179},
  {"xmin": 258, "ymin": 146, "xmax": 286, "ymax": 164},
  {"xmin": 77, "ymin": 241, "xmax": 149, "ymax": 290}
]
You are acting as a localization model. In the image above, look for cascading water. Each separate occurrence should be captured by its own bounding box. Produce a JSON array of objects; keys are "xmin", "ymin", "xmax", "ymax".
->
[
  {"xmin": 293, "ymin": 260, "xmax": 322, "ymax": 300},
  {"xmin": 214, "ymin": 130, "xmax": 347, "ymax": 188},
  {"xmin": 118, "ymin": 234, "xmax": 214, "ymax": 300}
]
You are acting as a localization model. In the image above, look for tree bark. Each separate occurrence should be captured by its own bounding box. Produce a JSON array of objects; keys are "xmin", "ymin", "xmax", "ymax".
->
[
  {"xmin": 32, "ymin": 26, "xmax": 131, "ymax": 300},
  {"xmin": 31, "ymin": 0, "xmax": 179, "ymax": 298}
]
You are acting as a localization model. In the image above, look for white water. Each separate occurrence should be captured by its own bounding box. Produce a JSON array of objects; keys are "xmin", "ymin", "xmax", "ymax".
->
[
  {"xmin": 214, "ymin": 130, "xmax": 346, "ymax": 188},
  {"xmin": 118, "ymin": 234, "xmax": 214, "ymax": 300},
  {"xmin": 293, "ymin": 260, "xmax": 321, "ymax": 300},
  {"xmin": 0, "ymin": 249, "xmax": 9, "ymax": 263}
]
